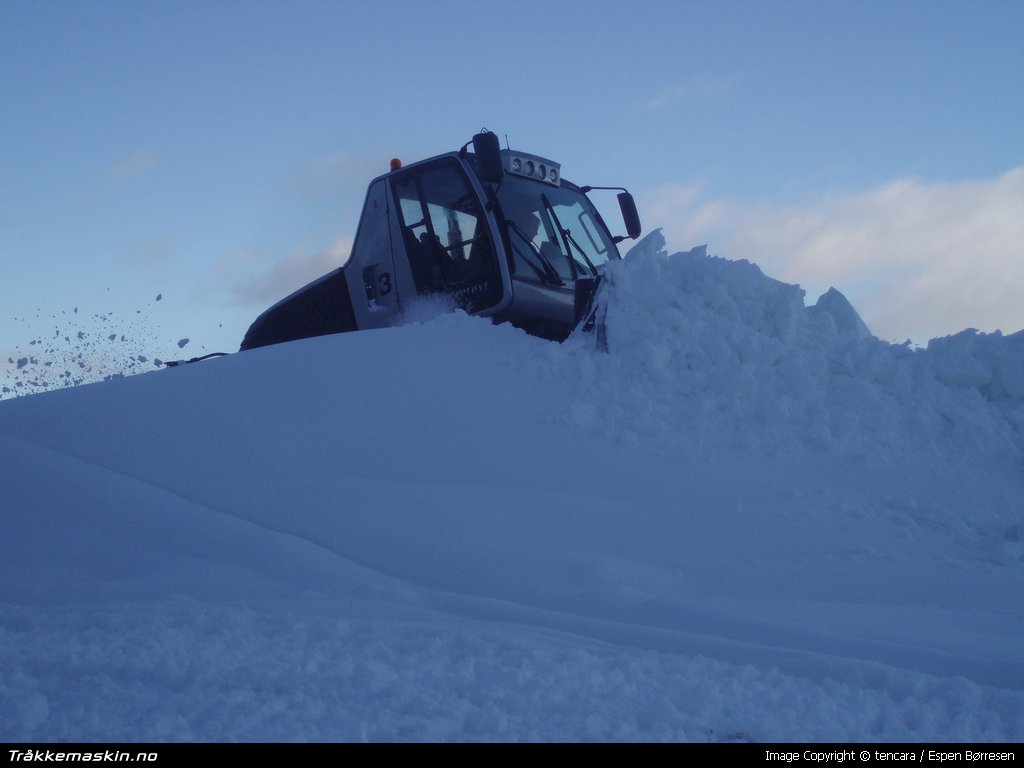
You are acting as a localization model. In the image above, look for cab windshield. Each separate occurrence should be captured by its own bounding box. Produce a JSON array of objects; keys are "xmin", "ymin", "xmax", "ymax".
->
[{"xmin": 496, "ymin": 177, "xmax": 619, "ymax": 285}]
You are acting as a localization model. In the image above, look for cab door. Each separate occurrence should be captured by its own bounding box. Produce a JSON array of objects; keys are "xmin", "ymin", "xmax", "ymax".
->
[
  {"xmin": 345, "ymin": 177, "xmax": 403, "ymax": 330},
  {"xmin": 390, "ymin": 158, "xmax": 505, "ymax": 314}
]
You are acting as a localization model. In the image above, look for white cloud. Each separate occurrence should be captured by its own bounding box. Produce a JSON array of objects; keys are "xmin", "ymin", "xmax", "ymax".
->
[
  {"xmin": 135, "ymin": 239, "xmax": 176, "ymax": 266},
  {"xmin": 640, "ymin": 168, "xmax": 1024, "ymax": 342},
  {"xmin": 289, "ymin": 153, "xmax": 383, "ymax": 201},
  {"xmin": 645, "ymin": 73, "xmax": 739, "ymax": 110},
  {"xmin": 112, "ymin": 150, "xmax": 157, "ymax": 178},
  {"xmin": 214, "ymin": 237, "xmax": 354, "ymax": 307}
]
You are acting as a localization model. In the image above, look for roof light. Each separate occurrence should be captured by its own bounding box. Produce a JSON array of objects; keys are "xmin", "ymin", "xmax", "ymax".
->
[
  {"xmin": 389, "ymin": 158, "xmax": 402, "ymax": 171},
  {"xmin": 503, "ymin": 152, "xmax": 561, "ymax": 186}
]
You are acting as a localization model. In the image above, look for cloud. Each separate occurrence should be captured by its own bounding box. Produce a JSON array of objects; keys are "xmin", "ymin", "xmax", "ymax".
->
[
  {"xmin": 214, "ymin": 237, "xmax": 353, "ymax": 307},
  {"xmin": 135, "ymin": 239, "xmax": 176, "ymax": 266},
  {"xmin": 640, "ymin": 168, "xmax": 1024, "ymax": 342},
  {"xmin": 112, "ymin": 150, "xmax": 157, "ymax": 178},
  {"xmin": 289, "ymin": 153, "xmax": 383, "ymax": 201},
  {"xmin": 645, "ymin": 73, "xmax": 739, "ymax": 110}
]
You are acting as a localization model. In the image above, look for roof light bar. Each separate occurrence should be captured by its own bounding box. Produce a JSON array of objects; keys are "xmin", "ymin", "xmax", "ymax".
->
[{"xmin": 503, "ymin": 151, "xmax": 560, "ymax": 186}]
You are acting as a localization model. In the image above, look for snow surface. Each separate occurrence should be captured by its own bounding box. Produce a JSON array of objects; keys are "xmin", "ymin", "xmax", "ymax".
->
[{"xmin": 1, "ymin": 231, "xmax": 1022, "ymax": 742}]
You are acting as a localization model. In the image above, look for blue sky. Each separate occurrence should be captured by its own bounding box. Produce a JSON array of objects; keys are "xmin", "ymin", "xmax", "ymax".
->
[{"xmin": 2, "ymin": 0, "xmax": 1023, "ymax": 389}]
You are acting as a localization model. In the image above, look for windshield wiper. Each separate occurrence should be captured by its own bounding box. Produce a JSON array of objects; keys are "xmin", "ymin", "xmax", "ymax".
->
[
  {"xmin": 540, "ymin": 193, "xmax": 597, "ymax": 278},
  {"xmin": 561, "ymin": 228, "xmax": 598, "ymax": 276},
  {"xmin": 508, "ymin": 220, "xmax": 563, "ymax": 285}
]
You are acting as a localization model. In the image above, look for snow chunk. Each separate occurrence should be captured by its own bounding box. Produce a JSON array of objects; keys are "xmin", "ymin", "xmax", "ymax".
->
[
  {"xmin": 808, "ymin": 287, "xmax": 873, "ymax": 339},
  {"xmin": 926, "ymin": 329, "xmax": 1024, "ymax": 402}
]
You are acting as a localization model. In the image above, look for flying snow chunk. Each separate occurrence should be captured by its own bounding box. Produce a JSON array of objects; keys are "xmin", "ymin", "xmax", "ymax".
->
[{"xmin": 177, "ymin": 338, "xmax": 190, "ymax": 349}]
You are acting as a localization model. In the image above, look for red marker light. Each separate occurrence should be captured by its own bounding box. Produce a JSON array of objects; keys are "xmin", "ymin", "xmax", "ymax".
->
[{"xmin": 389, "ymin": 158, "xmax": 402, "ymax": 171}]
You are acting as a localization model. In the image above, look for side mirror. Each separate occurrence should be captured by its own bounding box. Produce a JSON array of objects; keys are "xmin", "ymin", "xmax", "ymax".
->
[
  {"xmin": 473, "ymin": 131, "xmax": 504, "ymax": 183},
  {"xmin": 617, "ymin": 192, "xmax": 642, "ymax": 240}
]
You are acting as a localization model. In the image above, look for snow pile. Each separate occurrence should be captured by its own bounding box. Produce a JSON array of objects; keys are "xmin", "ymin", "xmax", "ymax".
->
[
  {"xmin": 1, "ymin": 234, "xmax": 1022, "ymax": 742},
  {"xmin": 559, "ymin": 230, "xmax": 1024, "ymax": 460}
]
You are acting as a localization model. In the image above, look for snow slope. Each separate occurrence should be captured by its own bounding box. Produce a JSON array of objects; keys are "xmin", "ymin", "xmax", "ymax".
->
[{"xmin": 1, "ymin": 232, "xmax": 1022, "ymax": 742}]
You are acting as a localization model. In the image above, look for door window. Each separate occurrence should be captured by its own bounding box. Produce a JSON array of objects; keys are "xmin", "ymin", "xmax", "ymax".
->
[{"xmin": 392, "ymin": 161, "xmax": 501, "ymax": 311}]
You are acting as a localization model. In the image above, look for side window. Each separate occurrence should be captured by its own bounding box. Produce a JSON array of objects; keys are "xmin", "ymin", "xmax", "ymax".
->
[{"xmin": 392, "ymin": 161, "xmax": 501, "ymax": 311}]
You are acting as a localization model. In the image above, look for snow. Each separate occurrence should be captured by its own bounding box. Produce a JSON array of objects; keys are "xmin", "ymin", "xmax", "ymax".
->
[
  {"xmin": 0, "ymin": 299, "xmax": 180, "ymax": 396},
  {"xmin": 1, "ymin": 231, "xmax": 1022, "ymax": 742}
]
